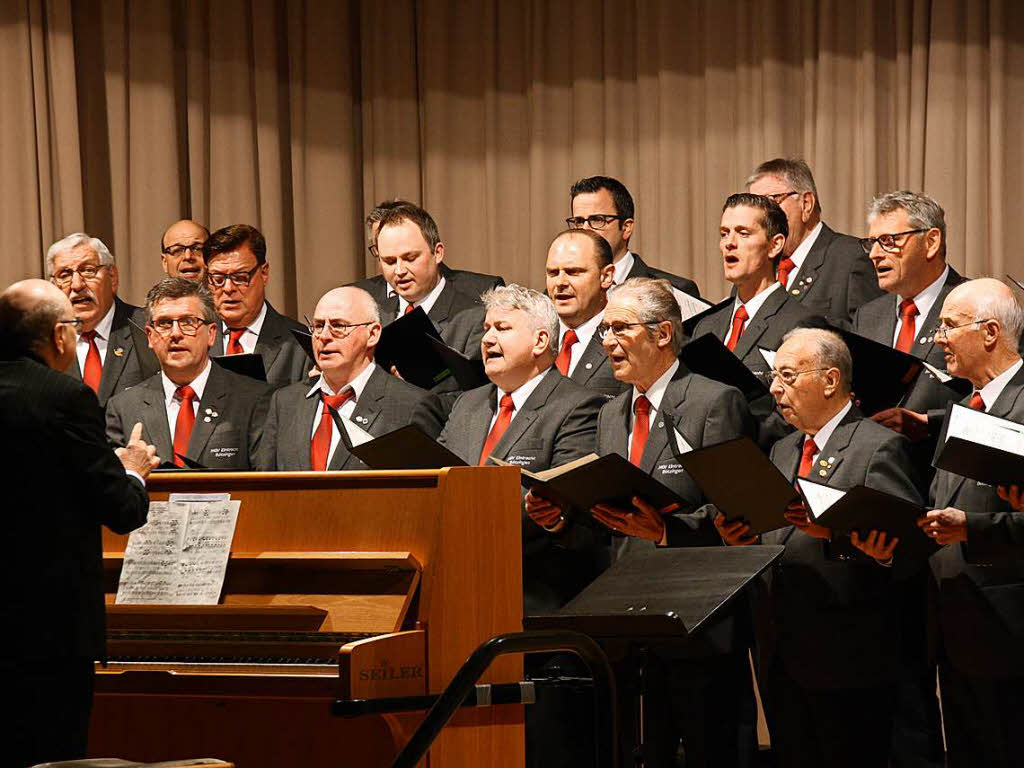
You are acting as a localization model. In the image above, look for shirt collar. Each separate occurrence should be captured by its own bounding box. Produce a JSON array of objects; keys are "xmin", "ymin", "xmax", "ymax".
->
[
  {"xmin": 612, "ymin": 251, "xmax": 636, "ymax": 285},
  {"xmin": 976, "ymin": 357, "xmax": 1024, "ymax": 411},
  {"xmin": 790, "ymin": 221, "xmax": 823, "ymax": 270},
  {"xmin": 806, "ymin": 399, "xmax": 852, "ymax": 451},
  {"xmin": 306, "ymin": 361, "xmax": 378, "ymax": 399},
  {"xmin": 898, "ymin": 264, "xmax": 949, "ymax": 322},
  {"xmin": 733, "ymin": 280, "xmax": 782, "ymax": 321},
  {"xmin": 560, "ymin": 308, "xmax": 605, "ymax": 349},
  {"xmin": 631, "ymin": 359, "xmax": 679, "ymax": 413},
  {"xmin": 161, "ymin": 359, "xmax": 213, "ymax": 406},
  {"xmin": 221, "ymin": 300, "xmax": 268, "ymax": 338},
  {"xmin": 399, "ymin": 275, "xmax": 447, "ymax": 316},
  {"xmin": 499, "ymin": 365, "xmax": 553, "ymax": 412},
  {"xmin": 91, "ymin": 300, "xmax": 117, "ymax": 341}
]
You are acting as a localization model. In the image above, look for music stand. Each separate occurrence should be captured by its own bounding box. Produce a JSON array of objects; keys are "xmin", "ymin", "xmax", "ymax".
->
[{"xmin": 526, "ymin": 545, "xmax": 783, "ymax": 767}]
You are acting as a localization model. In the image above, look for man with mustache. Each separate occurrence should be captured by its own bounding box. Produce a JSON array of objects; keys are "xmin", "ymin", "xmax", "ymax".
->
[
  {"xmin": 47, "ymin": 232, "xmax": 159, "ymax": 407},
  {"xmin": 159, "ymin": 219, "xmax": 209, "ymax": 282}
]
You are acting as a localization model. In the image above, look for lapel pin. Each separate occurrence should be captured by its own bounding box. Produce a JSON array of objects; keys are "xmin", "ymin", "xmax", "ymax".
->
[
  {"xmin": 356, "ymin": 416, "xmax": 367, "ymax": 424},
  {"xmin": 585, "ymin": 362, "xmax": 593, "ymax": 370},
  {"xmin": 657, "ymin": 422, "xmax": 664, "ymax": 429},
  {"xmin": 806, "ymin": 276, "xmax": 813, "ymax": 283},
  {"xmin": 113, "ymin": 347, "xmax": 125, "ymax": 357},
  {"xmin": 205, "ymin": 408, "xmax": 212, "ymax": 415},
  {"xmin": 828, "ymin": 456, "xmax": 835, "ymax": 464},
  {"xmin": 791, "ymin": 289, "xmax": 801, "ymax": 295},
  {"xmin": 818, "ymin": 469, "xmax": 828, "ymax": 477},
  {"xmin": 203, "ymin": 416, "xmax": 211, "ymax": 423},
  {"xmin": 819, "ymin": 459, "xmax": 828, "ymax": 467},
  {"xmin": 919, "ymin": 337, "xmax": 927, "ymax": 344}
]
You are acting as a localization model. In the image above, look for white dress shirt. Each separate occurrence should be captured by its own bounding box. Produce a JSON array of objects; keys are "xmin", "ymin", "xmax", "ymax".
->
[
  {"xmin": 306, "ymin": 362, "xmax": 378, "ymax": 467},
  {"xmin": 76, "ymin": 301, "xmax": 115, "ymax": 371},
  {"xmin": 893, "ymin": 265, "xmax": 949, "ymax": 348},
  {"xmin": 160, "ymin": 359, "xmax": 214, "ymax": 446},
  {"xmin": 727, "ymin": 281, "xmax": 782, "ymax": 339},
  {"xmin": 559, "ymin": 310, "xmax": 604, "ymax": 376},
  {"xmin": 398, "ymin": 276, "xmax": 447, "ymax": 316},
  {"xmin": 784, "ymin": 221, "xmax": 823, "ymax": 290},
  {"xmin": 612, "ymin": 251, "xmax": 636, "ymax": 286},
  {"xmin": 488, "ymin": 366, "xmax": 552, "ymax": 432},
  {"xmin": 972, "ymin": 358, "xmax": 1024, "ymax": 412},
  {"xmin": 221, "ymin": 301, "xmax": 268, "ymax": 355},
  {"xmin": 627, "ymin": 359, "xmax": 679, "ymax": 451}
]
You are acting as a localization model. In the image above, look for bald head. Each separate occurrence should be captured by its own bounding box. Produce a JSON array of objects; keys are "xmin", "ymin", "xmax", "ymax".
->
[
  {"xmin": 161, "ymin": 219, "xmax": 209, "ymax": 281},
  {"xmin": 946, "ymin": 279, "xmax": 1024, "ymax": 350},
  {"xmin": 937, "ymin": 278, "xmax": 1023, "ymax": 387},
  {"xmin": 315, "ymin": 286, "xmax": 380, "ymax": 324},
  {"xmin": 311, "ymin": 286, "xmax": 382, "ymax": 391},
  {"xmin": 0, "ymin": 279, "xmax": 76, "ymax": 368}
]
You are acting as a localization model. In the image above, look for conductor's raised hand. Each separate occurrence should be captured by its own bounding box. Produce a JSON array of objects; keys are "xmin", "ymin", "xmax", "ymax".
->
[
  {"xmin": 525, "ymin": 489, "xmax": 567, "ymax": 533},
  {"xmin": 115, "ymin": 422, "xmax": 160, "ymax": 479},
  {"xmin": 714, "ymin": 510, "xmax": 758, "ymax": 546},
  {"xmin": 591, "ymin": 496, "xmax": 679, "ymax": 545}
]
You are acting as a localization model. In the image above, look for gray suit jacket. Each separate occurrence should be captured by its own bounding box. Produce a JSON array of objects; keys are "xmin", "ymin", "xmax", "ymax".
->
[
  {"xmin": 567, "ymin": 333, "xmax": 629, "ymax": 401},
  {"xmin": 65, "ymin": 296, "xmax": 160, "ymax": 408},
  {"xmin": 105, "ymin": 362, "xmax": 272, "ymax": 470},
  {"xmin": 256, "ymin": 365, "xmax": 431, "ymax": 471},
  {"xmin": 929, "ymin": 367, "xmax": 1024, "ymax": 678},
  {"xmin": 782, "ymin": 223, "xmax": 884, "ymax": 323},
  {"xmin": 759, "ymin": 410, "xmax": 924, "ymax": 689},
  {"xmin": 354, "ymin": 264, "xmax": 503, "ymax": 305},
  {"xmin": 380, "ymin": 281, "xmax": 486, "ymax": 359},
  {"xmin": 439, "ymin": 367, "xmax": 606, "ymax": 614},
  {"xmin": 214, "ymin": 302, "xmax": 312, "ymax": 391}
]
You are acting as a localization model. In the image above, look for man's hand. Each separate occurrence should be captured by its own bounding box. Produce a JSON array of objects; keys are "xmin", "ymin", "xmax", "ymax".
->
[
  {"xmin": 871, "ymin": 407, "xmax": 929, "ymax": 442},
  {"xmin": 115, "ymin": 422, "xmax": 159, "ymax": 479},
  {"xmin": 783, "ymin": 500, "xmax": 831, "ymax": 540},
  {"xmin": 997, "ymin": 484, "xmax": 1024, "ymax": 512},
  {"xmin": 525, "ymin": 489, "xmax": 567, "ymax": 533},
  {"xmin": 591, "ymin": 496, "xmax": 679, "ymax": 545},
  {"xmin": 714, "ymin": 511, "xmax": 758, "ymax": 546},
  {"xmin": 851, "ymin": 529, "xmax": 899, "ymax": 564},
  {"xmin": 917, "ymin": 507, "xmax": 968, "ymax": 545}
]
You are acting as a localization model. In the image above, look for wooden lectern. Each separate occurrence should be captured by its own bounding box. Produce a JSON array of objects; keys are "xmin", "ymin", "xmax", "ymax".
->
[{"xmin": 91, "ymin": 467, "xmax": 524, "ymax": 767}]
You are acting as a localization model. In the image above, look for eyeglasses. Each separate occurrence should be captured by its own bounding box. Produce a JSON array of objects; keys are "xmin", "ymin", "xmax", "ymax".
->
[
  {"xmin": 763, "ymin": 367, "xmax": 832, "ymax": 386},
  {"xmin": 51, "ymin": 264, "xmax": 108, "ymax": 287},
  {"xmin": 57, "ymin": 317, "xmax": 84, "ymax": 334},
  {"xmin": 858, "ymin": 229, "xmax": 929, "ymax": 255},
  {"xmin": 162, "ymin": 242, "xmax": 206, "ymax": 258},
  {"xmin": 207, "ymin": 263, "xmax": 261, "ymax": 288},
  {"xmin": 763, "ymin": 191, "xmax": 799, "ymax": 205},
  {"xmin": 148, "ymin": 316, "xmax": 210, "ymax": 336},
  {"xmin": 597, "ymin": 321, "xmax": 659, "ymax": 340},
  {"xmin": 932, "ymin": 318, "xmax": 993, "ymax": 340},
  {"xmin": 306, "ymin": 315, "xmax": 376, "ymax": 339},
  {"xmin": 368, "ymin": 243, "xmax": 380, "ymax": 259},
  {"xmin": 565, "ymin": 214, "xmax": 626, "ymax": 230}
]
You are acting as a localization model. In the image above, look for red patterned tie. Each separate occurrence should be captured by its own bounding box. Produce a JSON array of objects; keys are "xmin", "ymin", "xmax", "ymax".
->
[
  {"xmin": 726, "ymin": 305, "xmax": 749, "ymax": 352},
  {"xmin": 172, "ymin": 385, "xmax": 197, "ymax": 467},
  {"xmin": 967, "ymin": 392, "xmax": 985, "ymax": 411},
  {"xmin": 310, "ymin": 389, "xmax": 356, "ymax": 471},
  {"xmin": 80, "ymin": 330, "xmax": 102, "ymax": 395},
  {"xmin": 478, "ymin": 394, "xmax": 515, "ymax": 465},
  {"xmin": 797, "ymin": 437, "xmax": 818, "ymax": 481},
  {"xmin": 227, "ymin": 328, "xmax": 246, "ymax": 355},
  {"xmin": 777, "ymin": 257, "xmax": 796, "ymax": 288},
  {"xmin": 555, "ymin": 329, "xmax": 578, "ymax": 375},
  {"xmin": 895, "ymin": 299, "xmax": 919, "ymax": 354},
  {"xmin": 629, "ymin": 395, "xmax": 651, "ymax": 467}
]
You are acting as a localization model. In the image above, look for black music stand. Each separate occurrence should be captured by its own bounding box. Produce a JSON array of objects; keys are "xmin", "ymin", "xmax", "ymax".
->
[{"xmin": 526, "ymin": 545, "xmax": 784, "ymax": 768}]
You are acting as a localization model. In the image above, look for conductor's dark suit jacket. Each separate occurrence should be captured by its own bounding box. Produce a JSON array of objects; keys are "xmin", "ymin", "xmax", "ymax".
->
[
  {"xmin": 105, "ymin": 362, "xmax": 272, "ymax": 470},
  {"xmin": 256, "ymin": 365, "xmax": 430, "ymax": 471},
  {"xmin": 64, "ymin": 296, "xmax": 159, "ymax": 408},
  {"xmin": 1, "ymin": 356, "xmax": 149, "ymax": 660},
  {"xmin": 438, "ymin": 367, "xmax": 606, "ymax": 614},
  {"xmin": 213, "ymin": 302, "xmax": 311, "ymax": 390}
]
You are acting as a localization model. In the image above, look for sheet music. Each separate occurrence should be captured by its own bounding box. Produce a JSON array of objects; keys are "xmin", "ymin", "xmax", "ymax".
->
[
  {"xmin": 797, "ymin": 478, "xmax": 846, "ymax": 520},
  {"xmin": 175, "ymin": 496, "xmax": 240, "ymax": 604},
  {"xmin": 673, "ymin": 288, "xmax": 712, "ymax": 321},
  {"xmin": 922, "ymin": 361, "xmax": 953, "ymax": 383},
  {"xmin": 946, "ymin": 403, "xmax": 1024, "ymax": 456},
  {"xmin": 673, "ymin": 428, "xmax": 693, "ymax": 454},
  {"xmin": 115, "ymin": 502, "xmax": 187, "ymax": 604},
  {"xmin": 340, "ymin": 414, "xmax": 375, "ymax": 446},
  {"xmin": 758, "ymin": 348, "xmax": 776, "ymax": 368}
]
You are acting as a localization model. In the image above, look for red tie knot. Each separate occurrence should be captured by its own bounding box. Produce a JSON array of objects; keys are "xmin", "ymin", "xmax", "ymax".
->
[
  {"xmin": 81, "ymin": 329, "xmax": 97, "ymax": 341},
  {"xmin": 227, "ymin": 328, "xmax": 246, "ymax": 354},
  {"xmin": 967, "ymin": 392, "xmax": 985, "ymax": 411},
  {"xmin": 498, "ymin": 393, "xmax": 515, "ymax": 414},
  {"xmin": 777, "ymin": 257, "xmax": 796, "ymax": 284},
  {"xmin": 634, "ymin": 394, "xmax": 651, "ymax": 417},
  {"xmin": 404, "ymin": 304, "xmax": 416, "ymax": 315},
  {"xmin": 322, "ymin": 388, "xmax": 355, "ymax": 411},
  {"xmin": 802, "ymin": 437, "xmax": 818, "ymax": 460},
  {"xmin": 899, "ymin": 298, "xmax": 919, "ymax": 320},
  {"xmin": 175, "ymin": 385, "xmax": 197, "ymax": 404},
  {"xmin": 734, "ymin": 305, "xmax": 749, "ymax": 324},
  {"xmin": 561, "ymin": 329, "xmax": 579, "ymax": 350}
]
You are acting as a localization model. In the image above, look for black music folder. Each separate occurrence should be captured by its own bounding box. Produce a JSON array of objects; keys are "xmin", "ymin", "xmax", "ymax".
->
[
  {"xmin": 212, "ymin": 352, "xmax": 266, "ymax": 382},
  {"xmin": 425, "ymin": 335, "xmax": 487, "ymax": 390},
  {"xmin": 290, "ymin": 327, "xmax": 315, "ymax": 363},
  {"xmin": 374, "ymin": 306, "xmax": 459, "ymax": 390},
  {"xmin": 679, "ymin": 332, "xmax": 769, "ymax": 402},
  {"xmin": 932, "ymin": 402, "xmax": 1024, "ymax": 486},
  {"xmin": 665, "ymin": 427, "xmax": 795, "ymax": 535},
  {"xmin": 492, "ymin": 453, "xmax": 683, "ymax": 512},
  {"xmin": 337, "ymin": 417, "xmax": 467, "ymax": 470}
]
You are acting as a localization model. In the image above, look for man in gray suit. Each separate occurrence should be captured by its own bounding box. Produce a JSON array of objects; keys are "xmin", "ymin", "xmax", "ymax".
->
[
  {"xmin": 47, "ymin": 233, "xmax": 159, "ymax": 407},
  {"xmin": 204, "ymin": 224, "xmax": 312, "ymax": 390},
  {"xmin": 718, "ymin": 327, "xmax": 924, "ymax": 768},
  {"xmin": 915, "ymin": 279, "xmax": 1024, "ymax": 767},
  {"xmin": 747, "ymin": 158, "xmax": 883, "ymax": 323},
  {"xmin": 106, "ymin": 278, "xmax": 271, "ymax": 470},
  {"xmin": 257, "ymin": 286, "xmax": 430, "ymax": 472},
  {"xmin": 545, "ymin": 228, "xmax": 628, "ymax": 400}
]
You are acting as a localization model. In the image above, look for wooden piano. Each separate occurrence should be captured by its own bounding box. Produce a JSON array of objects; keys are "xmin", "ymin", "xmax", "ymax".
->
[{"xmin": 91, "ymin": 467, "xmax": 524, "ymax": 767}]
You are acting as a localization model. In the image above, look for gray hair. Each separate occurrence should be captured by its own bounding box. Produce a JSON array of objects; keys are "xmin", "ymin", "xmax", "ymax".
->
[
  {"xmin": 746, "ymin": 158, "xmax": 821, "ymax": 214},
  {"xmin": 607, "ymin": 277, "xmax": 684, "ymax": 355},
  {"xmin": 45, "ymin": 233, "xmax": 115, "ymax": 277},
  {"xmin": 145, "ymin": 277, "xmax": 217, "ymax": 324},
  {"xmin": 480, "ymin": 284, "xmax": 560, "ymax": 356},
  {"xmin": 781, "ymin": 327, "xmax": 853, "ymax": 394},
  {"xmin": 868, "ymin": 191, "xmax": 947, "ymax": 253}
]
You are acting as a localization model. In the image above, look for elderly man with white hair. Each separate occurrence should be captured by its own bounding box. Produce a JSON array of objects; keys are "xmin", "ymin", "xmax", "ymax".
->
[
  {"xmin": 47, "ymin": 232, "xmax": 159, "ymax": 406},
  {"xmin": 914, "ymin": 278, "xmax": 1024, "ymax": 767}
]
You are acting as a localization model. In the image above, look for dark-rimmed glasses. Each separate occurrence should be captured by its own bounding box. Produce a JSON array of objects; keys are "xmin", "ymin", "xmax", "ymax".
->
[
  {"xmin": 148, "ymin": 316, "xmax": 210, "ymax": 336},
  {"xmin": 858, "ymin": 229, "xmax": 929, "ymax": 255},
  {"xmin": 565, "ymin": 214, "xmax": 626, "ymax": 230},
  {"xmin": 763, "ymin": 191, "xmax": 799, "ymax": 205},
  {"xmin": 162, "ymin": 242, "xmax": 206, "ymax": 257},
  {"xmin": 207, "ymin": 263, "xmax": 261, "ymax": 289},
  {"xmin": 57, "ymin": 317, "xmax": 84, "ymax": 334}
]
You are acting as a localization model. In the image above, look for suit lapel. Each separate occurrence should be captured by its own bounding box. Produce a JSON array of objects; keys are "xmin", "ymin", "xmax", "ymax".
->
[
  {"xmin": 138, "ymin": 377, "xmax": 174, "ymax": 462},
  {"xmin": 808, "ymin": 411, "xmax": 859, "ymax": 485},
  {"xmin": 427, "ymin": 282, "xmax": 457, "ymax": 331},
  {"xmin": 254, "ymin": 303, "xmax": 286, "ymax": 375},
  {"xmin": 187, "ymin": 366, "xmax": 229, "ymax": 460},
  {"xmin": 335, "ymin": 369, "xmax": 388, "ymax": 469},
  {"xmin": 642, "ymin": 373, "xmax": 692, "ymax": 471},
  {"xmin": 733, "ymin": 289, "xmax": 786, "ymax": 359},
  {"xmin": 468, "ymin": 385, "xmax": 499, "ymax": 463},
  {"xmin": 492, "ymin": 370, "xmax": 559, "ymax": 459},
  {"xmin": 570, "ymin": 335, "xmax": 607, "ymax": 386},
  {"xmin": 786, "ymin": 224, "xmax": 831, "ymax": 301},
  {"xmin": 380, "ymin": 295, "xmax": 399, "ymax": 325},
  {"xmin": 97, "ymin": 299, "xmax": 133, "ymax": 402},
  {"xmin": 911, "ymin": 268, "xmax": 964, "ymax": 363}
]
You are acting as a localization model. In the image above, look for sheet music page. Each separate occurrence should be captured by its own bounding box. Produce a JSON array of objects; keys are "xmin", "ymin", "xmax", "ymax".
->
[
  {"xmin": 673, "ymin": 288, "xmax": 712, "ymax": 321},
  {"xmin": 946, "ymin": 403, "xmax": 1024, "ymax": 456},
  {"xmin": 174, "ymin": 497, "xmax": 240, "ymax": 604},
  {"xmin": 340, "ymin": 414, "xmax": 375, "ymax": 446},
  {"xmin": 797, "ymin": 479, "xmax": 846, "ymax": 519},
  {"xmin": 115, "ymin": 501, "xmax": 187, "ymax": 604},
  {"xmin": 758, "ymin": 348, "xmax": 776, "ymax": 368},
  {"xmin": 922, "ymin": 361, "xmax": 953, "ymax": 383},
  {"xmin": 673, "ymin": 428, "xmax": 693, "ymax": 454}
]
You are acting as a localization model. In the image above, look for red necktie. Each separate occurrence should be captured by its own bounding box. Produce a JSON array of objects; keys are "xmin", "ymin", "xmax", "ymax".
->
[
  {"xmin": 227, "ymin": 328, "xmax": 246, "ymax": 355},
  {"xmin": 797, "ymin": 437, "xmax": 818, "ymax": 481},
  {"xmin": 725, "ymin": 305, "xmax": 749, "ymax": 352},
  {"xmin": 895, "ymin": 299, "xmax": 919, "ymax": 354},
  {"xmin": 404, "ymin": 304, "xmax": 415, "ymax": 315},
  {"xmin": 629, "ymin": 395, "xmax": 651, "ymax": 467},
  {"xmin": 80, "ymin": 329, "xmax": 102, "ymax": 395},
  {"xmin": 172, "ymin": 385, "xmax": 197, "ymax": 467},
  {"xmin": 555, "ymin": 329, "xmax": 579, "ymax": 375},
  {"xmin": 310, "ymin": 389, "xmax": 355, "ymax": 471},
  {"xmin": 967, "ymin": 392, "xmax": 985, "ymax": 411},
  {"xmin": 777, "ymin": 257, "xmax": 796, "ymax": 288},
  {"xmin": 478, "ymin": 394, "xmax": 515, "ymax": 465}
]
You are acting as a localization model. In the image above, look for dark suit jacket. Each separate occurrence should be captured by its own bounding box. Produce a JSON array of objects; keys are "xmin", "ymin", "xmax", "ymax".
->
[
  {"xmin": 626, "ymin": 252, "xmax": 701, "ymax": 299},
  {"xmin": 256, "ymin": 365, "xmax": 431, "ymax": 471},
  {"xmin": 64, "ymin": 296, "xmax": 160, "ymax": 408},
  {"xmin": 105, "ymin": 363, "xmax": 272, "ymax": 470},
  {"xmin": 782, "ymin": 223, "xmax": 884, "ymax": 323},
  {"xmin": 690, "ymin": 288, "xmax": 815, "ymax": 448},
  {"xmin": 567, "ymin": 333, "xmax": 629, "ymax": 400},
  {"xmin": 214, "ymin": 302, "xmax": 312, "ymax": 391},
  {"xmin": 929, "ymin": 367, "xmax": 1024, "ymax": 678},
  {"xmin": 1, "ymin": 356, "xmax": 149, "ymax": 660},
  {"xmin": 439, "ymin": 368, "xmax": 606, "ymax": 614},
  {"xmin": 354, "ymin": 263, "xmax": 504, "ymax": 305},
  {"xmin": 759, "ymin": 410, "xmax": 924, "ymax": 689},
  {"xmin": 380, "ymin": 280, "xmax": 486, "ymax": 359}
]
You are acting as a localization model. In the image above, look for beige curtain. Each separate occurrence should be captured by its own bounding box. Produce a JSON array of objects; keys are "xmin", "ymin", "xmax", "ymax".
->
[{"xmin": 3, "ymin": 0, "xmax": 1022, "ymax": 310}]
